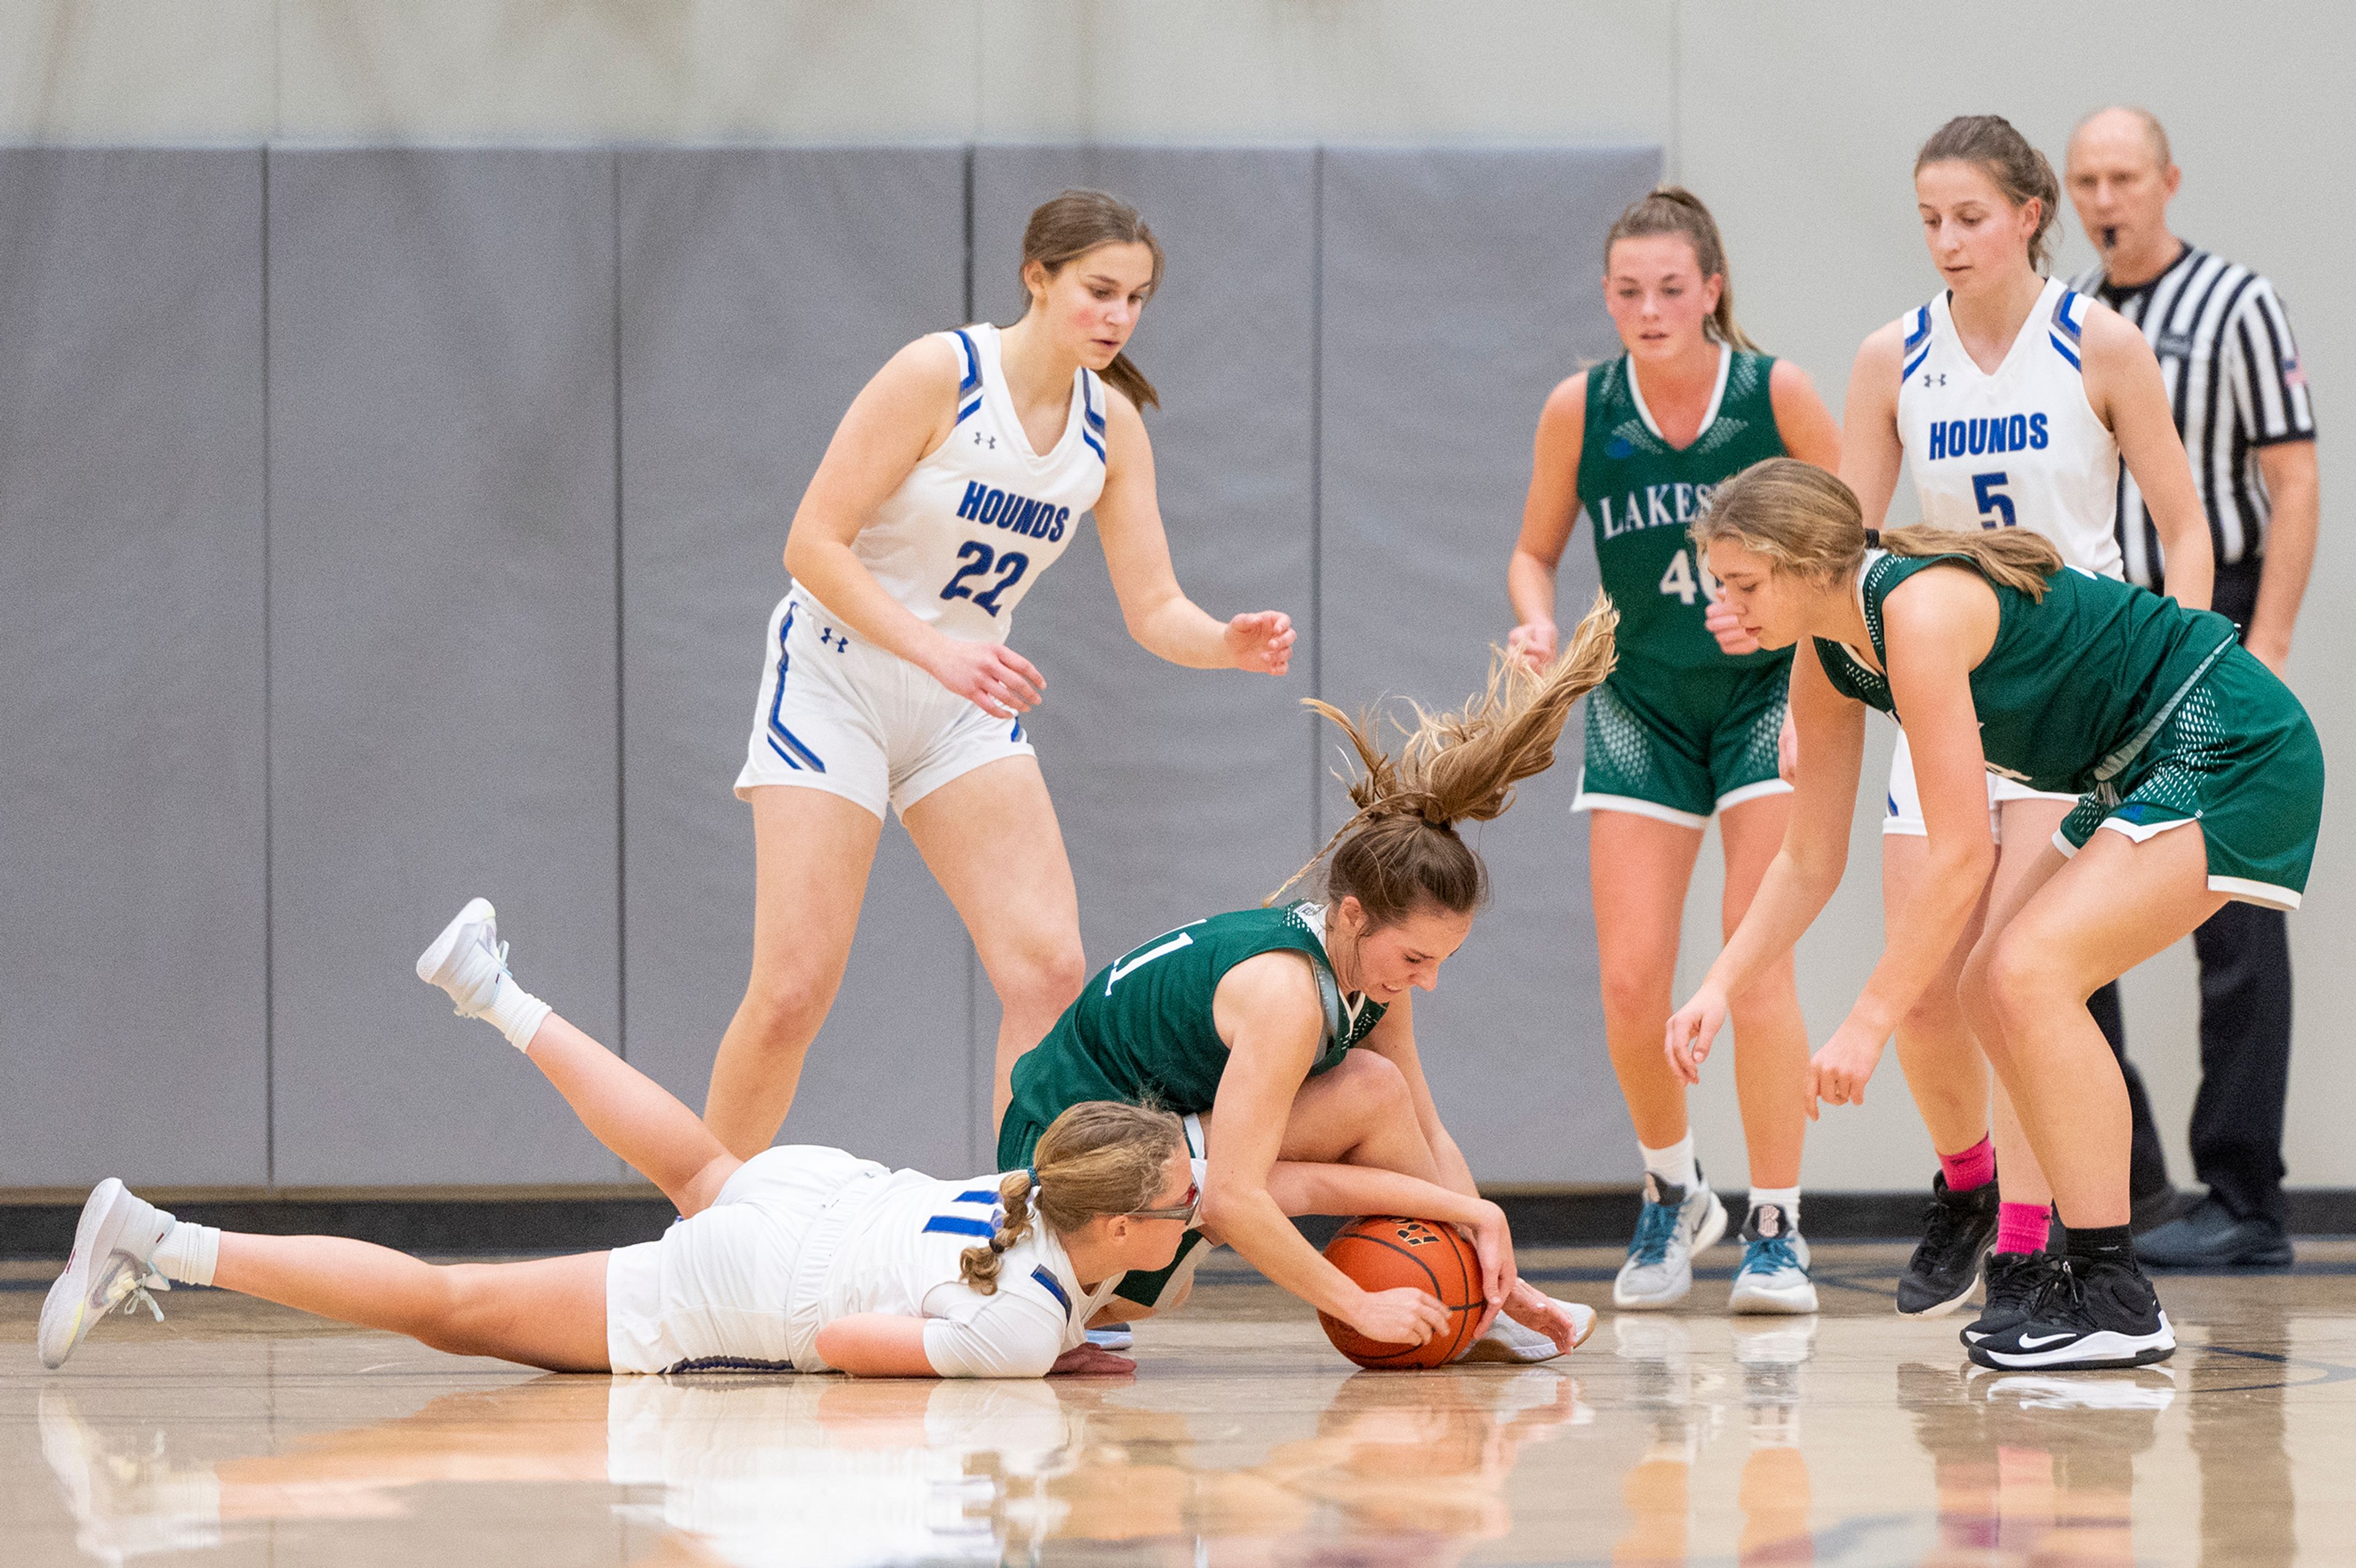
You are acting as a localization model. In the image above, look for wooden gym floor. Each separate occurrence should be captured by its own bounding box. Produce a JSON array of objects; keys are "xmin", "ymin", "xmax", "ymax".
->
[{"xmin": 7, "ymin": 1241, "xmax": 2355, "ymax": 1566}]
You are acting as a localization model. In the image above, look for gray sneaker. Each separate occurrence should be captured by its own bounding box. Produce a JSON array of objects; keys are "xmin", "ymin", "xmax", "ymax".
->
[
  {"xmin": 1728, "ymin": 1202, "xmax": 1819, "ymax": 1314},
  {"xmin": 1613, "ymin": 1174, "xmax": 1727, "ymax": 1310}
]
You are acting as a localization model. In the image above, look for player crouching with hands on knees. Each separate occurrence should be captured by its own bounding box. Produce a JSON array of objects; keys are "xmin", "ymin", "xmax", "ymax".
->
[
  {"xmin": 1665, "ymin": 459, "xmax": 2322, "ymax": 1371},
  {"xmin": 999, "ymin": 597, "xmax": 1624, "ymax": 1363},
  {"xmin": 40, "ymin": 902, "xmax": 1198, "ymax": 1380}
]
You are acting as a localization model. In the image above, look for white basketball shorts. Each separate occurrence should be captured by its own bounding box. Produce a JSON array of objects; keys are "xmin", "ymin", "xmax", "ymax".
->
[
  {"xmin": 606, "ymin": 1145, "xmax": 886, "ymax": 1375},
  {"xmin": 1882, "ymin": 728, "xmax": 2078, "ymax": 843},
  {"xmin": 733, "ymin": 592, "xmax": 1036, "ymax": 820}
]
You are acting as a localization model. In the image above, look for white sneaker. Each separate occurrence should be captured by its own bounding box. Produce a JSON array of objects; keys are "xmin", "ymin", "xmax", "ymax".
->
[
  {"xmin": 1459, "ymin": 1296, "xmax": 1598, "ymax": 1363},
  {"xmin": 1085, "ymin": 1326, "xmax": 1134, "ymax": 1351},
  {"xmin": 1613, "ymin": 1175, "xmax": 1727, "ymax": 1309},
  {"xmin": 415, "ymin": 897, "xmax": 510, "ymax": 1017},
  {"xmin": 1728, "ymin": 1203, "xmax": 1819, "ymax": 1314},
  {"xmin": 39, "ymin": 1180, "xmax": 175, "ymax": 1370}
]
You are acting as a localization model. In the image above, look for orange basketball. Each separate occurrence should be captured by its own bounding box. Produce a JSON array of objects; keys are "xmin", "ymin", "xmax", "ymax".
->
[{"xmin": 1317, "ymin": 1215, "xmax": 1487, "ymax": 1370}]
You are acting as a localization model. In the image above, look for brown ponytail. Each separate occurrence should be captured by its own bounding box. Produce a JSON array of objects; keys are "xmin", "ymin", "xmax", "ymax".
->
[
  {"xmin": 1915, "ymin": 115, "xmax": 2062, "ymax": 273},
  {"xmin": 1019, "ymin": 188, "xmax": 1165, "ymax": 411},
  {"xmin": 1691, "ymin": 458, "xmax": 2063, "ymax": 599},
  {"xmin": 958, "ymin": 1101, "xmax": 1185, "ymax": 1294},
  {"xmin": 1271, "ymin": 594, "xmax": 1619, "ymax": 925},
  {"xmin": 1605, "ymin": 186, "xmax": 1758, "ymax": 353}
]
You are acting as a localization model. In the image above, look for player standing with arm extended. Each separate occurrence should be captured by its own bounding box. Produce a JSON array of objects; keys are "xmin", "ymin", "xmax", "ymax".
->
[
  {"xmin": 1507, "ymin": 189, "xmax": 1841, "ymax": 1315},
  {"xmin": 1838, "ymin": 117, "xmax": 2212, "ymax": 1328},
  {"xmin": 2065, "ymin": 106, "xmax": 2320, "ymax": 1270},
  {"xmin": 707, "ymin": 190, "xmax": 1296, "ymax": 1156},
  {"xmin": 1669, "ymin": 458, "xmax": 2322, "ymax": 1370}
]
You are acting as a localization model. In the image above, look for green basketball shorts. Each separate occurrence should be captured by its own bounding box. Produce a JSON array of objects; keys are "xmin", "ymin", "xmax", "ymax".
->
[
  {"xmin": 1573, "ymin": 658, "xmax": 1793, "ymax": 828},
  {"xmin": 2056, "ymin": 645, "xmax": 2323, "ymax": 910}
]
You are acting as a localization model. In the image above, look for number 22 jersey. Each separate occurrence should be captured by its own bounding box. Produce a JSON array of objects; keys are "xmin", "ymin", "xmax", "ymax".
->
[
  {"xmin": 1894, "ymin": 277, "xmax": 2121, "ymax": 578},
  {"xmin": 812, "ymin": 321, "xmax": 1110, "ymax": 645}
]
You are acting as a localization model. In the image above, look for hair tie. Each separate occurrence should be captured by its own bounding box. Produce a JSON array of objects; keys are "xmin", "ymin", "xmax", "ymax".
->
[{"xmin": 1863, "ymin": 528, "xmax": 1882, "ymax": 548}]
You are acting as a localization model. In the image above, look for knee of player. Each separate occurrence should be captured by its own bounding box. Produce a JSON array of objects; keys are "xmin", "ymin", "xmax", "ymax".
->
[
  {"xmin": 1982, "ymin": 932, "xmax": 2072, "ymax": 1028},
  {"xmin": 412, "ymin": 1263, "xmax": 495, "ymax": 1351},
  {"xmin": 741, "ymin": 965, "xmax": 840, "ymax": 1037},
  {"xmin": 987, "ymin": 936, "xmax": 1087, "ymax": 1013},
  {"xmin": 1329, "ymin": 1047, "xmax": 1412, "ymax": 1113},
  {"xmin": 1597, "ymin": 958, "xmax": 1674, "ymax": 1026}
]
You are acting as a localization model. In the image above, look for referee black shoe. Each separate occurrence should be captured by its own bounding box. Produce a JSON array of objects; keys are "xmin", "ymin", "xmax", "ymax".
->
[
  {"xmin": 1967, "ymin": 1256, "xmax": 2174, "ymax": 1371},
  {"xmin": 1895, "ymin": 1172, "xmax": 1999, "ymax": 1316},
  {"xmin": 1958, "ymin": 1250, "xmax": 2055, "ymax": 1347}
]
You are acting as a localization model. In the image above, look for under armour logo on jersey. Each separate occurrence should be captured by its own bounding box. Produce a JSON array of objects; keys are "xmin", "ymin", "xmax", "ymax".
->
[
  {"xmin": 818, "ymin": 627, "xmax": 849, "ymax": 652},
  {"xmin": 1920, "ymin": 372, "xmax": 1947, "ymax": 387},
  {"xmin": 971, "ymin": 429, "xmax": 997, "ymax": 450}
]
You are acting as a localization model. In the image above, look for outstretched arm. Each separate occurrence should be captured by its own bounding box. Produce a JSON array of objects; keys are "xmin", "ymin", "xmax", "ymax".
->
[
  {"xmin": 522, "ymin": 1013, "xmax": 741, "ymax": 1219},
  {"xmin": 1095, "ymin": 391, "xmax": 1296, "ymax": 674}
]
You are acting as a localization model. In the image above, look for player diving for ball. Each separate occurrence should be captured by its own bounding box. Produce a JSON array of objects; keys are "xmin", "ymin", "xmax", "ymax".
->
[
  {"xmin": 1665, "ymin": 459, "xmax": 2322, "ymax": 1371},
  {"xmin": 998, "ymin": 596, "xmax": 1623, "ymax": 1363},
  {"xmin": 41, "ymin": 902, "xmax": 1208, "ymax": 1379}
]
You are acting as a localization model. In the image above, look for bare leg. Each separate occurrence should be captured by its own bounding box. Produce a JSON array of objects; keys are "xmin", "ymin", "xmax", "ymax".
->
[
  {"xmin": 704, "ymin": 786, "xmax": 884, "ymax": 1158},
  {"xmin": 1976, "ymin": 798, "xmax": 2080, "ymax": 1213},
  {"xmin": 1588, "ymin": 810, "xmax": 1707, "ymax": 1150},
  {"xmin": 525, "ymin": 1013, "xmax": 741, "ymax": 1218},
  {"xmin": 1883, "ymin": 831, "xmax": 1994, "ymax": 1156},
  {"xmin": 1963, "ymin": 827, "xmax": 2227, "ymax": 1228},
  {"xmin": 1720, "ymin": 794, "xmax": 1808, "ymax": 1189},
  {"xmin": 903, "ymin": 757, "xmax": 1086, "ymax": 1130},
  {"xmin": 212, "ymin": 1241, "xmax": 609, "ymax": 1372}
]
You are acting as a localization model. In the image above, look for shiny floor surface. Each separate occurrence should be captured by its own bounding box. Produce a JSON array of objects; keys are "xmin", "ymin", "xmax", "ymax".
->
[{"xmin": 8, "ymin": 1243, "xmax": 2356, "ymax": 1566}]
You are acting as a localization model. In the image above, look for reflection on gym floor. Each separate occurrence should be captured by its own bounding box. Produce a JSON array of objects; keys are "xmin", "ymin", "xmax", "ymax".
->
[{"xmin": 5, "ymin": 1244, "xmax": 2344, "ymax": 1566}]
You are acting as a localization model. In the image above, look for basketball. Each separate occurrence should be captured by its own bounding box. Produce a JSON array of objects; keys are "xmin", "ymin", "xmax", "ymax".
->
[{"xmin": 1317, "ymin": 1216, "xmax": 1488, "ymax": 1370}]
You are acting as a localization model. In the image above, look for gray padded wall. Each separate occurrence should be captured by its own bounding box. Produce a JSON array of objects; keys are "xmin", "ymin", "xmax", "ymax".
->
[
  {"xmin": 617, "ymin": 149, "xmax": 978, "ymax": 1173},
  {"xmin": 969, "ymin": 148, "xmax": 1320, "ymax": 1160},
  {"xmin": 269, "ymin": 150, "xmax": 622, "ymax": 1185},
  {"xmin": 1319, "ymin": 147, "xmax": 1660, "ymax": 1184},
  {"xmin": 0, "ymin": 151, "xmax": 268, "ymax": 1186}
]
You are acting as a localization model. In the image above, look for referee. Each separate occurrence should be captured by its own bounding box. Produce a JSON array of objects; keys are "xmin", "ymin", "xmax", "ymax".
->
[{"xmin": 2066, "ymin": 106, "xmax": 2319, "ymax": 1268}]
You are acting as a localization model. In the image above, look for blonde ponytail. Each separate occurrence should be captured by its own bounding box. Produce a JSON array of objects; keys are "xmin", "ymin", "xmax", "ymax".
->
[
  {"xmin": 957, "ymin": 1101, "xmax": 1187, "ymax": 1294},
  {"xmin": 1691, "ymin": 458, "xmax": 2063, "ymax": 600},
  {"xmin": 1270, "ymin": 593, "xmax": 1619, "ymax": 919}
]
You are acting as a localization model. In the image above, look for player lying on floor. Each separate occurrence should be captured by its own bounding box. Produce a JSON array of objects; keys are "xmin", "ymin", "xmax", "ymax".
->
[{"xmin": 41, "ymin": 899, "xmax": 1548, "ymax": 1378}]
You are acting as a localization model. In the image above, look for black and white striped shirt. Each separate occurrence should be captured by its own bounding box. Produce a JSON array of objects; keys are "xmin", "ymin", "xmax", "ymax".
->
[{"xmin": 2068, "ymin": 244, "xmax": 2316, "ymax": 586}]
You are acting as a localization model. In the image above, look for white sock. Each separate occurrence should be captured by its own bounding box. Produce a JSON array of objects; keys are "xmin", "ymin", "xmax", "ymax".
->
[
  {"xmin": 1747, "ymin": 1186, "xmax": 1801, "ymax": 1231},
  {"xmin": 486, "ymin": 980, "xmax": 552, "ymax": 1052},
  {"xmin": 149, "ymin": 1221, "xmax": 220, "ymax": 1287},
  {"xmin": 1639, "ymin": 1134, "xmax": 1700, "ymax": 1193}
]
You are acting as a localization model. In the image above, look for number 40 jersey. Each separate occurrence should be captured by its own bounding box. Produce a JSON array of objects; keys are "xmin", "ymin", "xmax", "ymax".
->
[
  {"xmin": 1576, "ymin": 344, "xmax": 1789, "ymax": 676},
  {"xmin": 1894, "ymin": 277, "xmax": 2122, "ymax": 578},
  {"xmin": 830, "ymin": 321, "xmax": 1109, "ymax": 645}
]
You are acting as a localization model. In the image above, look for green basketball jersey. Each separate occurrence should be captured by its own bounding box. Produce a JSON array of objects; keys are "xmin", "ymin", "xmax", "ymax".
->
[
  {"xmin": 1579, "ymin": 348, "xmax": 1788, "ymax": 674},
  {"xmin": 1002, "ymin": 903, "xmax": 1388, "ymax": 1154},
  {"xmin": 1814, "ymin": 552, "xmax": 2240, "ymax": 796}
]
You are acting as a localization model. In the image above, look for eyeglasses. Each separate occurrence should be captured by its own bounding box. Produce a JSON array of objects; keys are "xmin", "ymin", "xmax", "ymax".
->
[{"xmin": 1125, "ymin": 1182, "xmax": 1199, "ymax": 1225}]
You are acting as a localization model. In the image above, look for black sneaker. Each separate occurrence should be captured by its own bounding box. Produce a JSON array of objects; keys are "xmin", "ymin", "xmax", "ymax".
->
[
  {"xmin": 1895, "ymin": 1172, "xmax": 2000, "ymax": 1316},
  {"xmin": 2133, "ymin": 1194, "xmax": 2294, "ymax": 1269},
  {"xmin": 1968, "ymin": 1256, "xmax": 2175, "ymax": 1371},
  {"xmin": 1958, "ymin": 1250, "xmax": 2054, "ymax": 1347}
]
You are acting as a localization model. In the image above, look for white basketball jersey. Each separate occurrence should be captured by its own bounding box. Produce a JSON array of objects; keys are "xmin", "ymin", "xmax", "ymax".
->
[
  {"xmin": 1895, "ymin": 278, "xmax": 2122, "ymax": 577},
  {"xmin": 818, "ymin": 1167, "xmax": 1121, "ymax": 1359},
  {"xmin": 809, "ymin": 322, "xmax": 1109, "ymax": 645}
]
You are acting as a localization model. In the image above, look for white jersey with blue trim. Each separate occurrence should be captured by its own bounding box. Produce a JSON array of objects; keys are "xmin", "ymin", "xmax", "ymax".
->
[
  {"xmin": 810, "ymin": 1167, "xmax": 1124, "ymax": 1378},
  {"xmin": 809, "ymin": 321, "xmax": 1109, "ymax": 646},
  {"xmin": 1895, "ymin": 277, "xmax": 2122, "ymax": 577}
]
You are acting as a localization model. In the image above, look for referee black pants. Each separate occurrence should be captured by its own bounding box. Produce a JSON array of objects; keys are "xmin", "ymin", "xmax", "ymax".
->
[{"xmin": 2092, "ymin": 561, "xmax": 2295, "ymax": 1229}]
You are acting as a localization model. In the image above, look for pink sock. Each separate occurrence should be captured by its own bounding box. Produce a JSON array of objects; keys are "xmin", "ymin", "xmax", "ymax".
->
[
  {"xmin": 1938, "ymin": 1136, "xmax": 1996, "ymax": 1194},
  {"xmin": 1995, "ymin": 1202, "xmax": 2050, "ymax": 1256}
]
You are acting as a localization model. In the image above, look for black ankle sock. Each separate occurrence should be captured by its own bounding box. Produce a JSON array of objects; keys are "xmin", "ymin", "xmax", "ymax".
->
[{"xmin": 2066, "ymin": 1223, "xmax": 2135, "ymax": 1264}]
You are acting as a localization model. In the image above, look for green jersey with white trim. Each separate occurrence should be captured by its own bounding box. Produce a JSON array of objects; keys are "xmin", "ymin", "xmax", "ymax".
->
[
  {"xmin": 1001, "ymin": 903, "xmax": 1386, "ymax": 1153},
  {"xmin": 1578, "ymin": 347, "xmax": 1788, "ymax": 674},
  {"xmin": 1814, "ymin": 551, "xmax": 2239, "ymax": 796}
]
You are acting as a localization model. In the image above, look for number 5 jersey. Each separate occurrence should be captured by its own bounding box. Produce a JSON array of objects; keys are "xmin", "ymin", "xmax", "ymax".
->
[{"xmin": 1893, "ymin": 277, "xmax": 2121, "ymax": 578}]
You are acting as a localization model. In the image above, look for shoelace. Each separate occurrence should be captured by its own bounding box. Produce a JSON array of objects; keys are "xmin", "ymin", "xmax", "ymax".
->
[
  {"xmin": 1917, "ymin": 1189, "xmax": 1979, "ymax": 1257},
  {"xmin": 1743, "ymin": 1234, "xmax": 1801, "ymax": 1276},
  {"xmin": 446, "ymin": 937, "xmax": 513, "ymax": 1018},
  {"xmin": 1628, "ymin": 1199, "xmax": 1682, "ymax": 1265},
  {"xmin": 97, "ymin": 1257, "xmax": 169, "ymax": 1325},
  {"xmin": 2019, "ymin": 1258, "xmax": 2093, "ymax": 1329}
]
